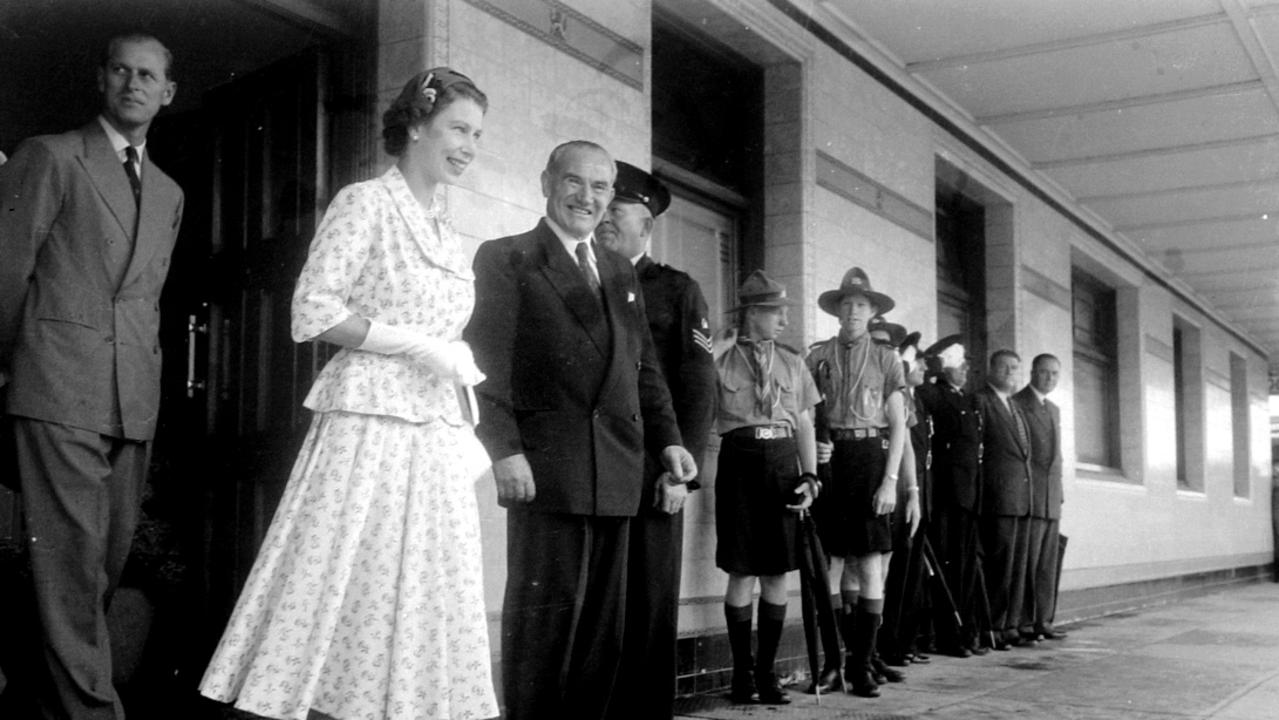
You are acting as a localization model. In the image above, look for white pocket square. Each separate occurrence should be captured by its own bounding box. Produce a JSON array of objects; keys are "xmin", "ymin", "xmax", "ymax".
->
[{"xmin": 627, "ymin": 291, "xmax": 636, "ymax": 303}]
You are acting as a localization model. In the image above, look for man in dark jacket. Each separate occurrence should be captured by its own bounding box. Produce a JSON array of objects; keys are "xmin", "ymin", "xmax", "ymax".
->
[
  {"xmin": 916, "ymin": 336, "xmax": 987, "ymax": 658},
  {"xmin": 598, "ymin": 161, "xmax": 716, "ymax": 719},
  {"xmin": 974, "ymin": 349, "xmax": 1034, "ymax": 649},
  {"xmin": 465, "ymin": 140, "xmax": 696, "ymax": 720}
]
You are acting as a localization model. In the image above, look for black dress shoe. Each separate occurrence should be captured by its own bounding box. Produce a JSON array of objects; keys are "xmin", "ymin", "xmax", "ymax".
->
[
  {"xmin": 881, "ymin": 653, "xmax": 910, "ymax": 667},
  {"xmin": 805, "ymin": 666, "xmax": 843, "ymax": 694},
  {"xmin": 872, "ymin": 657, "xmax": 904, "ymax": 683},
  {"xmin": 943, "ymin": 645, "xmax": 972, "ymax": 658},
  {"xmin": 907, "ymin": 652, "xmax": 931, "ymax": 664},
  {"xmin": 846, "ymin": 669, "xmax": 880, "ymax": 698},
  {"xmin": 728, "ymin": 669, "xmax": 755, "ymax": 704},
  {"xmin": 755, "ymin": 672, "xmax": 791, "ymax": 705},
  {"xmin": 1019, "ymin": 632, "xmax": 1042, "ymax": 645},
  {"xmin": 969, "ymin": 644, "xmax": 991, "ymax": 656},
  {"xmin": 1037, "ymin": 628, "xmax": 1068, "ymax": 640}
]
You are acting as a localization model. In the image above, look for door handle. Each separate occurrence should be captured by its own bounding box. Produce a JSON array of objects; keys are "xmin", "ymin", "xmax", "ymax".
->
[{"xmin": 186, "ymin": 308, "xmax": 209, "ymax": 397}]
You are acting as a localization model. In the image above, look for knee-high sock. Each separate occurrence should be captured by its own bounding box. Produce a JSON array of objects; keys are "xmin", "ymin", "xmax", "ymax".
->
[
  {"xmin": 725, "ymin": 603, "xmax": 753, "ymax": 671},
  {"xmin": 755, "ymin": 600, "xmax": 787, "ymax": 676}
]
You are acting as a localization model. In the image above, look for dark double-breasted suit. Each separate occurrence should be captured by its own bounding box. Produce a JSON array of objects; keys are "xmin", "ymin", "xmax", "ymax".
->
[
  {"xmin": 1014, "ymin": 385, "xmax": 1064, "ymax": 633},
  {"xmin": 974, "ymin": 385, "xmax": 1033, "ymax": 640},
  {"xmin": 465, "ymin": 219, "xmax": 682, "ymax": 719},
  {"xmin": 917, "ymin": 378, "xmax": 984, "ymax": 649},
  {"xmin": 0, "ymin": 119, "xmax": 183, "ymax": 717}
]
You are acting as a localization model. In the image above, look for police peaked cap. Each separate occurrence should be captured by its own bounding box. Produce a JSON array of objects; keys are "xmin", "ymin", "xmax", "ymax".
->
[{"xmin": 613, "ymin": 161, "xmax": 672, "ymax": 217}]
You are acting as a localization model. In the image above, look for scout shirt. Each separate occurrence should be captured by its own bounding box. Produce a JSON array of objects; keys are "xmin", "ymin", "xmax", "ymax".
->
[
  {"xmin": 715, "ymin": 338, "xmax": 820, "ymax": 435},
  {"xmin": 806, "ymin": 332, "xmax": 906, "ymax": 430}
]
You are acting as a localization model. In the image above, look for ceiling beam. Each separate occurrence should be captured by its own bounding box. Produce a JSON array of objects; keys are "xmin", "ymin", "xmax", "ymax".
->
[
  {"xmin": 904, "ymin": 12, "xmax": 1224, "ymax": 72},
  {"xmin": 231, "ymin": 0, "xmax": 355, "ymax": 38},
  {"xmin": 978, "ymin": 80, "xmax": 1264, "ymax": 126},
  {"xmin": 1176, "ymin": 264, "xmax": 1279, "ymax": 280},
  {"xmin": 1219, "ymin": 0, "xmax": 1279, "ymax": 118},
  {"xmin": 1076, "ymin": 175, "xmax": 1279, "ymax": 204},
  {"xmin": 1139, "ymin": 239, "xmax": 1279, "ymax": 254},
  {"xmin": 1115, "ymin": 210, "xmax": 1277, "ymax": 232},
  {"xmin": 1033, "ymin": 132, "xmax": 1279, "ymax": 169}
]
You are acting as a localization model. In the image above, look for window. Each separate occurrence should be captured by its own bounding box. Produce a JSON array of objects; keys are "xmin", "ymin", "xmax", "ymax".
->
[
  {"xmin": 1072, "ymin": 269, "xmax": 1120, "ymax": 468},
  {"xmin": 935, "ymin": 184, "xmax": 987, "ymax": 384},
  {"xmin": 1172, "ymin": 315, "xmax": 1203, "ymax": 491},
  {"xmin": 1230, "ymin": 352, "xmax": 1250, "ymax": 498}
]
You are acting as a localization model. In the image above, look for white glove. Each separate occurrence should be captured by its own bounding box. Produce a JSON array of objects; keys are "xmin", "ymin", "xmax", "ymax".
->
[{"xmin": 358, "ymin": 321, "xmax": 486, "ymax": 386}]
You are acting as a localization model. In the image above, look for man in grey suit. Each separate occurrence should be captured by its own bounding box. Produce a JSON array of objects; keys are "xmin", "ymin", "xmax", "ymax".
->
[
  {"xmin": 0, "ymin": 33, "xmax": 183, "ymax": 719},
  {"xmin": 1013, "ymin": 354, "xmax": 1067, "ymax": 640}
]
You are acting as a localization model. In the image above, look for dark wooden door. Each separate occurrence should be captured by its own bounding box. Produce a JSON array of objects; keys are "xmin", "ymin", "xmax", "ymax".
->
[{"xmin": 150, "ymin": 44, "xmax": 374, "ymax": 685}]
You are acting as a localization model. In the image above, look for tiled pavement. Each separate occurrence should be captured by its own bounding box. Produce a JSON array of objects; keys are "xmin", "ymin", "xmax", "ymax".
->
[{"xmin": 673, "ymin": 581, "xmax": 1279, "ymax": 720}]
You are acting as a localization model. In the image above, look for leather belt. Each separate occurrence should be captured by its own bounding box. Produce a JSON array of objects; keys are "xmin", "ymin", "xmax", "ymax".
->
[
  {"xmin": 726, "ymin": 424, "xmax": 794, "ymax": 441},
  {"xmin": 830, "ymin": 427, "xmax": 882, "ymax": 441}
]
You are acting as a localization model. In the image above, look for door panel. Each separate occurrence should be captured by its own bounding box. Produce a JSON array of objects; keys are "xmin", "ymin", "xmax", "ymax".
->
[{"xmin": 648, "ymin": 194, "xmax": 742, "ymax": 602}]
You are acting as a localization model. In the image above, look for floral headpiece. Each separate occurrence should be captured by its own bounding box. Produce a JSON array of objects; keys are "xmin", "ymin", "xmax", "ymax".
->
[{"xmin": 414, "ymin": 66, "xmax": 474, "ymax": 112}]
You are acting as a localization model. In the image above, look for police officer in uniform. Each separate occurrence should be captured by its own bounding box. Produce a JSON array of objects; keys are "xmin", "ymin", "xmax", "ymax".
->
[
  {"xmin": 807, "ymin": 268, "xmax": 913, "ymax": 698},
  {"xmin": 916, "ymin": 336, "xmax": 989, "ymax": 657},
  {"xmin": 714, "ymin": 270, "xmax": 819, "ymax": 706},
  {"xmin": 598, "ymin": 162, "xmax": 716, "ymax": 720}
]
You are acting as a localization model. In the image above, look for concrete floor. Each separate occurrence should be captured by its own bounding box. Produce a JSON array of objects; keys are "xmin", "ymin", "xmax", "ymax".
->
[{"xmin": 673, "ymin": 581, "xmax": 1279, "ymax": 720}]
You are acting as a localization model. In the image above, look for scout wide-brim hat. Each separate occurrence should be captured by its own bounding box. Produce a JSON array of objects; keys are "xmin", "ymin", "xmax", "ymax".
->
[
  {"xmin": 613, "ymin": 161, "xmax": 671, "ymax": 217},
  {"xmin": 818, "ymin": 266, "xmax": 895, "ymax": 317},
  {"xmin": 726, "ymin": 269, "xmax": 793, "ymax": 312}
]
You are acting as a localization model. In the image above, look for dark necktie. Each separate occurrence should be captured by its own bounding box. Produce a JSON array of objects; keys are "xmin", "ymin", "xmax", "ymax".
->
[
  {"xmin": 124, "ymin": 146, "xmax": 141, "ymax": 206},
  {"xmin": 574, "ymin": 242, "xmax": 601, "ymax": 298}
]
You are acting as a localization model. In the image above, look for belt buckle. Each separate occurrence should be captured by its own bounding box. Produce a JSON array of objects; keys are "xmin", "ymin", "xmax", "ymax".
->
[
  {"xmin": 854, "ymin": 428, "xmax": 868, "ymax": 440},
  {"xmin": 757, "ymin": 426, "xmax": 775, "ymax": 440}
]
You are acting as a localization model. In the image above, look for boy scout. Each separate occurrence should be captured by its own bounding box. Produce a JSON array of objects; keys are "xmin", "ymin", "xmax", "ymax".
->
[
  {"xmin": 714, "ymin": 270, "xmax": 819, "ymax": 705},
  {"xmin": 807, "ymin": 268, "xmax": 910, "ymax": 698}
]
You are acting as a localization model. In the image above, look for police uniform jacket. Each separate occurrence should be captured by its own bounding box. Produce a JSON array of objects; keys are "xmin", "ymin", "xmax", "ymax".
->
[
  {"xmin": 466, "ymin": 219, "xmax": 682, "ymax": 517},
  {"xmin": 916, "ymin": 377, "xmax": 982, "ymax": 513},
  {"xmin": 636, "ymin": 255, "xmax": 715, "ymax": 465}
]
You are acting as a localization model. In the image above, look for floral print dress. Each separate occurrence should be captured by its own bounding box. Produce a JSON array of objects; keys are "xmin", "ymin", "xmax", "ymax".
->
[{"xmin": 199, "ymin": 167, "xmax": 498, "ymax": 720}]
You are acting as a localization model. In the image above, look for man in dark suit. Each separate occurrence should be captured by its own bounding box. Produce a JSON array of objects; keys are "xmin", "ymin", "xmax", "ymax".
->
[
  {"xmin": 916, "ymin": 336, "xmax": 986, "ymax": 658},
  {"xmin": 465, "ymin": 140, "xmax": 696, "ymax": 720},
  {"xmin": 597, "ymin": 162, "xmax": 715, "ymax": 720},
  {"xmin": 974, "ymin": 349, "xmax": 1034, "ymax": 649},
  {"xmin": 0, "ymin": 33, "xmax": 183, "ymax": 719},
  {"xmin": 1014, "ymin": 353, "xmax": 1067, "ymax": 640}
]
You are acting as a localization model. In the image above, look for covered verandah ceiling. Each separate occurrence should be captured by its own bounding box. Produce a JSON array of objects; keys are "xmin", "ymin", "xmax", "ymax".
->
[{"xmin": 814, "ymin": 0, "xmax": 1279, "ymax": 379}]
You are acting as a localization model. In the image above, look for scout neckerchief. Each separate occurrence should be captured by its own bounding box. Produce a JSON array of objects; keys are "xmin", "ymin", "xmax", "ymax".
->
[
  {"xmin": 736, "ymin": 337, "xmax": 780, "ymax": 417},
  {"xmin": 836, "ymin": 332, "xmax": 875, "ymax": 425}
]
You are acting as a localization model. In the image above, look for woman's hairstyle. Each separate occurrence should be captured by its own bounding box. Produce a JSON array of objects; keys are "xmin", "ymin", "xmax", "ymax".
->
[{"xmin": 382, "ymin": 67, "xmax": 488, "ymax": 157}]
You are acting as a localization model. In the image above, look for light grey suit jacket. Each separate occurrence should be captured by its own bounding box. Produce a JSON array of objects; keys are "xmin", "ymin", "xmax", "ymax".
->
[{"xmin": 0, "ymin": 120, "xmax": 184, "ymax": 440}]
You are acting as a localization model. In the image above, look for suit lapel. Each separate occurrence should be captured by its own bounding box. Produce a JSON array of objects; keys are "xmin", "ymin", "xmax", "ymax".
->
[
  {"xmin": 991, "ymin": 388, "xmax": 1027, "ymax": 456},
  {"xmin": 535, "ymin": 223, "xmax": 610, "ymax": 357},
  {"xmin": 78, "ymin": 123, "xmax": 136, "ymax": 244},
  {"xmin": 120, "ymin": 159, "xmax": 179, "ymax": 289}
]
